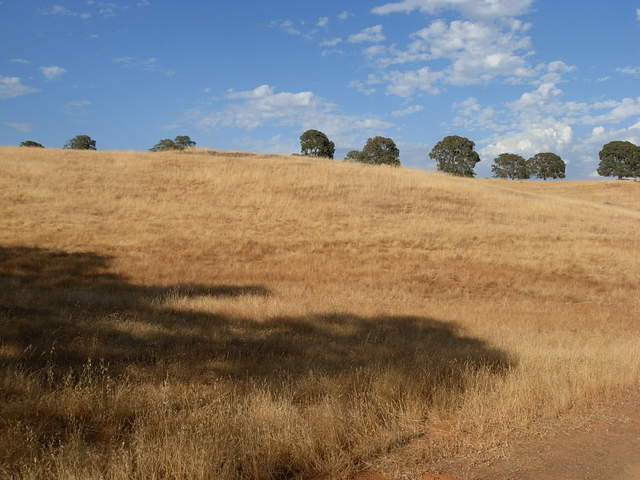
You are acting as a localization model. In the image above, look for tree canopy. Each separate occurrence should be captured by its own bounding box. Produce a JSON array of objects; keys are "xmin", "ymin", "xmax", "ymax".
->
[
  {"xmin": 597, "ymin": 141, "xmax": 640, "ymax": 179},
  {"xmin": 359, "ymin": 136, "xmax": 400, "ymax": 166},
  {"xmin": 529, "ymin": 152, "xmax": 566, "ymax": 180},
  {"xmin": 299, "ymin": 130, "xmax": 335, "ymax": 159},
  {"xmin": 150, "ymin": 136, "xmax": 196, "ymax": 152},
  {"xmin": 64, "ymin": 135, "xmax": 96, "ymax": 150},
  {"xmin": 429, "ymin": 135, "xmax": 480, "ymax": 177},
  {"xmin": 19, "ymin": 140, "xmax": 44, "ymax": 148},
  {"xmin": 491, "ymin": 153, "xmax": 531, "ymax": 179},
  {"xmin": 344, "ymin": 150, "xmax": 363, "ymax": 162}
]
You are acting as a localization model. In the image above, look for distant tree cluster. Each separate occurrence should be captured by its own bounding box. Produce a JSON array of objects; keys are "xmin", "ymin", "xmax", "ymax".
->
[
  {"xmin": 491, "ymin": 152, "xmax": 566, "ymax": 180},
  {"xmin": 19, "ymin": 140, "xmax": 44, "ymax": 148},
  {"xmin": 15, "ymin": 130, "xmax": 639, "ymax": 182},
  {"xmin": 597, "ymin": 141, "xmax": 640, "ymax": 179},
  {"xmin": 64, "ymin": 135, "xmax": 96, "ymax": 150},
  {"xmin": 150, "ymin": 135, "xmax": 196, "ymax": 152},
  {"xmin": 347, "ymin": 136, "xmax": 400, "ymax": 166},
  {"xmin": 300, "ymin": 130, "xmax": 335, "ymax": 159}
]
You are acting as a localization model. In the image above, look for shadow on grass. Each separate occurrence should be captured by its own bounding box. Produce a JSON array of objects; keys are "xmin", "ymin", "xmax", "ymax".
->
[
  {"xmin": 0, "ymin": 244, "xmax": 517, "ymax": 476},
  {"xmin": 0, "ymin": 244, "xmax": 513, "ymax": 384}
]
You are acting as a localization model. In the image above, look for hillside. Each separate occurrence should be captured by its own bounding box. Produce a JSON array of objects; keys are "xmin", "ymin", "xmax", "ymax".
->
[{"xmin": 1, "ymin": 147, "xmax": 639, "ymax": 479}]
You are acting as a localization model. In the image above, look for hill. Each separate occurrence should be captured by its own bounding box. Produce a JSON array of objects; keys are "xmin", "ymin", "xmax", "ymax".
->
[{"xmin": 1, "ymin": 147, "xmax": 639, "ymax": 479}]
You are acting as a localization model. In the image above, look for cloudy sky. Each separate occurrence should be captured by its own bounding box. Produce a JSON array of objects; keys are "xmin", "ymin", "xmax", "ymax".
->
[{"xmin": 1, "ymin": 0, "xmax": 639, "ymax": 178}]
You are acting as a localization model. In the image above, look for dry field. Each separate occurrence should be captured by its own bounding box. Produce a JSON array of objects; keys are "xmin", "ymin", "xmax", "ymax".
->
[{"xmin": 0, "ymin": 146, "xmax": 639, "ymax": 479}]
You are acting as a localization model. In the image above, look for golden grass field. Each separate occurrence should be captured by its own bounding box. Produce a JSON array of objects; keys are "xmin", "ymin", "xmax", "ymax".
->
[{"xmin": 1, "ymin": 146, "xmax": 639, "ymax": 479}]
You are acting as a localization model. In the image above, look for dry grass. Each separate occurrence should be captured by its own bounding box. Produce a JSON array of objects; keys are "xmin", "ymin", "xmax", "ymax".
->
[{"xmin": 0, "ymin": 146, "xmax": 639, "ymax": 479}]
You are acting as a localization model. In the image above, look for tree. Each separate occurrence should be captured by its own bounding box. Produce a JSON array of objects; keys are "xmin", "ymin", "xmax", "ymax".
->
[
  {"xmin": 64, "ymin": 135, "xmax": 96, "ymax": 150},
  {"xmin": 19, "ymin": 140, "xmax": 44, "ymax": 148},
  {"xmin": 174, "ymin": 135, "xmax": 196, "ymax": 150},
  {"xmin": 529, "ymin": 152, "xmax": 566, "ymax": 180},
  {"xmin": 300, "ymin": 129, "xmax": 335, "ymax": 159},
  {"xmin": 429, "ymin": 135, "xmax": 480, "ymax": 177},
  {"xmin": 491, "ymin": 153, "xmax": 531, "ymax": 179},
  {"xmin": 360, "ymin": 136, "xmax": 400, "ymax": 166},
  {"xmin": 150, "ymin": 139, "xmax": 179, "ymax": 152},
  {"xmin": 344, "ymin": 150, "xmax": 363, "ymax": 162},
  {"xmin": 150, "ymin": 136, "xmax": 196, "ymax": 152},
  {"xmin": 597, "ymin": 141, "xmax": 640, "ymax": 179}
]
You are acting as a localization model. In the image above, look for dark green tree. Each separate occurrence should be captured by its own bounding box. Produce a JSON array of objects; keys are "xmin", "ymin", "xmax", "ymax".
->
[
  {"xmin": 429, "ymin": 135, "xmax": 480, "ymax": 177},
  {"xmin": 150, "ymin": 139, "xmax": 179, "ymax": 152},
  {"xmin": 529, "ymin": 152, "xmax": 566, "ymax": 180},
  {"xmin": 174, "ymin": 135, "xmax": 196, "ymax": 150},
  {"xmin": 360, "ymin": 136, "xmax": 400, "ymax": 166},
  {"xmin": 19, "ymin": 140, "xmax": 44, "ymax": 148},
  {"xmin": 344, "ymin": 150, "xmax": 363, "ymax": 162},
  {"xmin": 491, "ymin": 153, "xmax": 531, "ymax": 179},
  {"xmin": 597, "ymin": 141, "xmax": 640, "ymax": 179},
  {"xmin": 300, "ymin": 129, "xmax": 335, "ymax": 159},
  {"xmin": 64, "ymin": 135, "xmax": 96, "ymax": 150},
  {"xmin": 150, "ymin": 136, "xmax": 196, "ymax": 152}
]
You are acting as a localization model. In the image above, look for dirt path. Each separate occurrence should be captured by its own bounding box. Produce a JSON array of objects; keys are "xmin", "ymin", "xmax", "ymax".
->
[{"xmin": 470, "ymin": 392, "xmax": 640, "ymax": 480}]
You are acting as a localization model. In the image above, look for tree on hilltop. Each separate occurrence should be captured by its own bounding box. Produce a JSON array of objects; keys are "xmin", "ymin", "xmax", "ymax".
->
[
  {"xmin": 345, "ymin": 150, "xmax": 363, "ymax": 162},
  {"xmin": 300, "ymin": 129, "xmax": 335, "ymax": 159},
  {"xmin": 529, "ymin": 152, "xmax": 566, "ymax": 180},
  {"xmin": 597, "ymin": 141, "xmax": 640, "ymax": 179},
  {"xmin": 150, "ymin": 135, "xmax": 196, "ymax": 152},
  {"xmin": 429, "ymin": 135, "xmax": 480, "ymax": 177},
  {"xmin": 359, "ymin": 136, "xmax": 400, "ymax": 166},
  {"xmin": 19, "ymin": 140, "xmax": 44, "ymax": 148},
  {"xmin": 64, "ymin": 135, "xmax": 96, "ymax": 150},
  {"xmin": 491, "ymin": 153, "xmax": 531, "ymax": 179}
]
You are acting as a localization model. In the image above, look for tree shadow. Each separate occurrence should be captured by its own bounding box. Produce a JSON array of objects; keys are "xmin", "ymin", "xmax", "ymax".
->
[
  {"xmin": 0, "ymin": 244, "xmax": 517, "ymax": 476},
  {"xmin": 0, "ymin": 245, "xmax": 514, "ymax": 385}
]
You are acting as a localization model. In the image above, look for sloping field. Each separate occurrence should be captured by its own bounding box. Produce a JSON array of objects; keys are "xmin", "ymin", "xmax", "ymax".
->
[{"xmin": 1, "ymin": 147, "xmax": 639, "ymax": 479}]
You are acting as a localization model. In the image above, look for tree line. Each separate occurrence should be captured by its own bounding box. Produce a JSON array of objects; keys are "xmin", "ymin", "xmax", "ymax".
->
[
  {"xmin": 297, "ymin": 129, "xmax": 640, "ymax": 180},
  {"xmin": 16, "ymin": 132, "xmax": 640, "ymax": 180}
]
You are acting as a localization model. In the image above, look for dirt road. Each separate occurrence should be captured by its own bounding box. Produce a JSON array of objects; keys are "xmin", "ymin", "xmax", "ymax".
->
[{"xmin": 472, "ymin": 392, "xmax": 640, "ymax": 480}]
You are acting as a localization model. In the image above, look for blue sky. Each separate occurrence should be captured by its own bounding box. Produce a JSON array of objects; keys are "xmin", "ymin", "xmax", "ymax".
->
[{"xmin": 1, "ymin": 0, "xmax": 639, "ymax": 178}]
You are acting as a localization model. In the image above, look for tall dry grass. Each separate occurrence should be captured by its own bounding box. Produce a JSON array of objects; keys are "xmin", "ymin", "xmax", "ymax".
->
[{"xmin": 0, "ymin": 146, "xmax": 639, "ymax": 479}]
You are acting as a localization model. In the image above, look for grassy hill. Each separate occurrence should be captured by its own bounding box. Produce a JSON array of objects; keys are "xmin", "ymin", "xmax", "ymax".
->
[{"xmin": 1, "ymin": 146, "xmax": 639, "ymax": 479}]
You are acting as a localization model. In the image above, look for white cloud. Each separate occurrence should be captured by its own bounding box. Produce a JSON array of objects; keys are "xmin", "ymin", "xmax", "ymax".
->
[
  {"xmin": 637, "ymin": 8, "xmax": 640, "ymax": 20},
  {"xmin": 617, "ymin": 66, "xmax": 640, "ymax": 75},
  {"xmin": 65, "ymin": 100, "xmax": 91, "ymax": 108},
  {"xmin": 372, "ymin": 0, "xmax": 533, "ymax": 19},
  {"xmin": 384, "ymin": 67, "xmax": 443, "ymax": 96},
  {"xmin": 320, "ymin": 38, "xmax": 343, "ymax": 47},
  {"xmin": 39, "ymin": 5, "xmax": 91, "ymax": 19},
  {"xmin": 0, "ymin": 76, "xmax": 39, "ymax": 99},
  {"xmin": 40, "ymin": 65, "xmax": 66, "ymax": 80},
  {"xmin": 10, "ymin": 58, "xmax": 31, "ymax": 64},
  {"xmin": 338, "ymin": 11, "xmax": 352, "ymax": 21},
  {"xmin": 113, "ymin": 56, "xmax": 173, "ymax": 76},
  {"xmin": 317, "ymin": 16, "xmax": 329, "ymax": 27},
  {"xmin": 391, "ymin": 104, "xmax": 424, "ymax": 116},
  {"xmin": 2, "ymin": 121, "xmax": 32, "ymax": 132},
  {"xmin": 184, "ymin": 84, "xmax": 393, "ymax": 148},
  {"xmin": 348, "ymin": 25, "xmax": 386, "ymax": 43}
]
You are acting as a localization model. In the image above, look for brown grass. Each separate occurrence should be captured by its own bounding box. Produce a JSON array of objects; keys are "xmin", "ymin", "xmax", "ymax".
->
[{"xmin": 1, "ymin": 146, "xmax": 639, "ymax": 479}]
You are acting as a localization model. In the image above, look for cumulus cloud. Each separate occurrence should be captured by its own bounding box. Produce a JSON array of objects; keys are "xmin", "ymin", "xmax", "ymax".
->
[
  {"xmin": 391, "ymin": 104, "xmax": 424, "ymax": 116},
  {"xmin": 372, "ymin": 0, "xmax": 533, "ymax": 20},
  {"xmin": 38, "ymin": 5, "xmax": 91, "ymax": 19},
  {"xmin": 40, "ymin": 65, "xmax": 66, "ymax": 80},
  {"xmin": 617, "ymin": 66, "xmax": 640, "ymax": 75},
  {"xmin": 320, "ymin": 38, "xmax": 343, "ymax": 47},
  {"xmin": 384, "ymin": 67, "xmax": 443, "ymax": 96},
  {"xmin": 183, "ymin": 84, "xmax": 393, "ymax": 149},
  {"xmin": 338, "ymin": 11, "xmax": 352, "ymax": 21},
  {"xmin": 0, "ymin": 76, "xmax": 39, "ymax": 99},
  {"xmin": 450, "ymin": 80, "xmax": 640, "ymax": 177},
  {"xmin": 2, "ymin": 121, "xmax": 32, "ymax": 132},
  {"xmin": 348, "ymin": 25, "xmax": 386, "ymax": 43},
  {"xmin": 10, "ymin": 58, "xmax": 31, "ymax": 64},
  {"xmin": 317, "ymin": 16, "xmax": 329, "ymax": 27}
]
